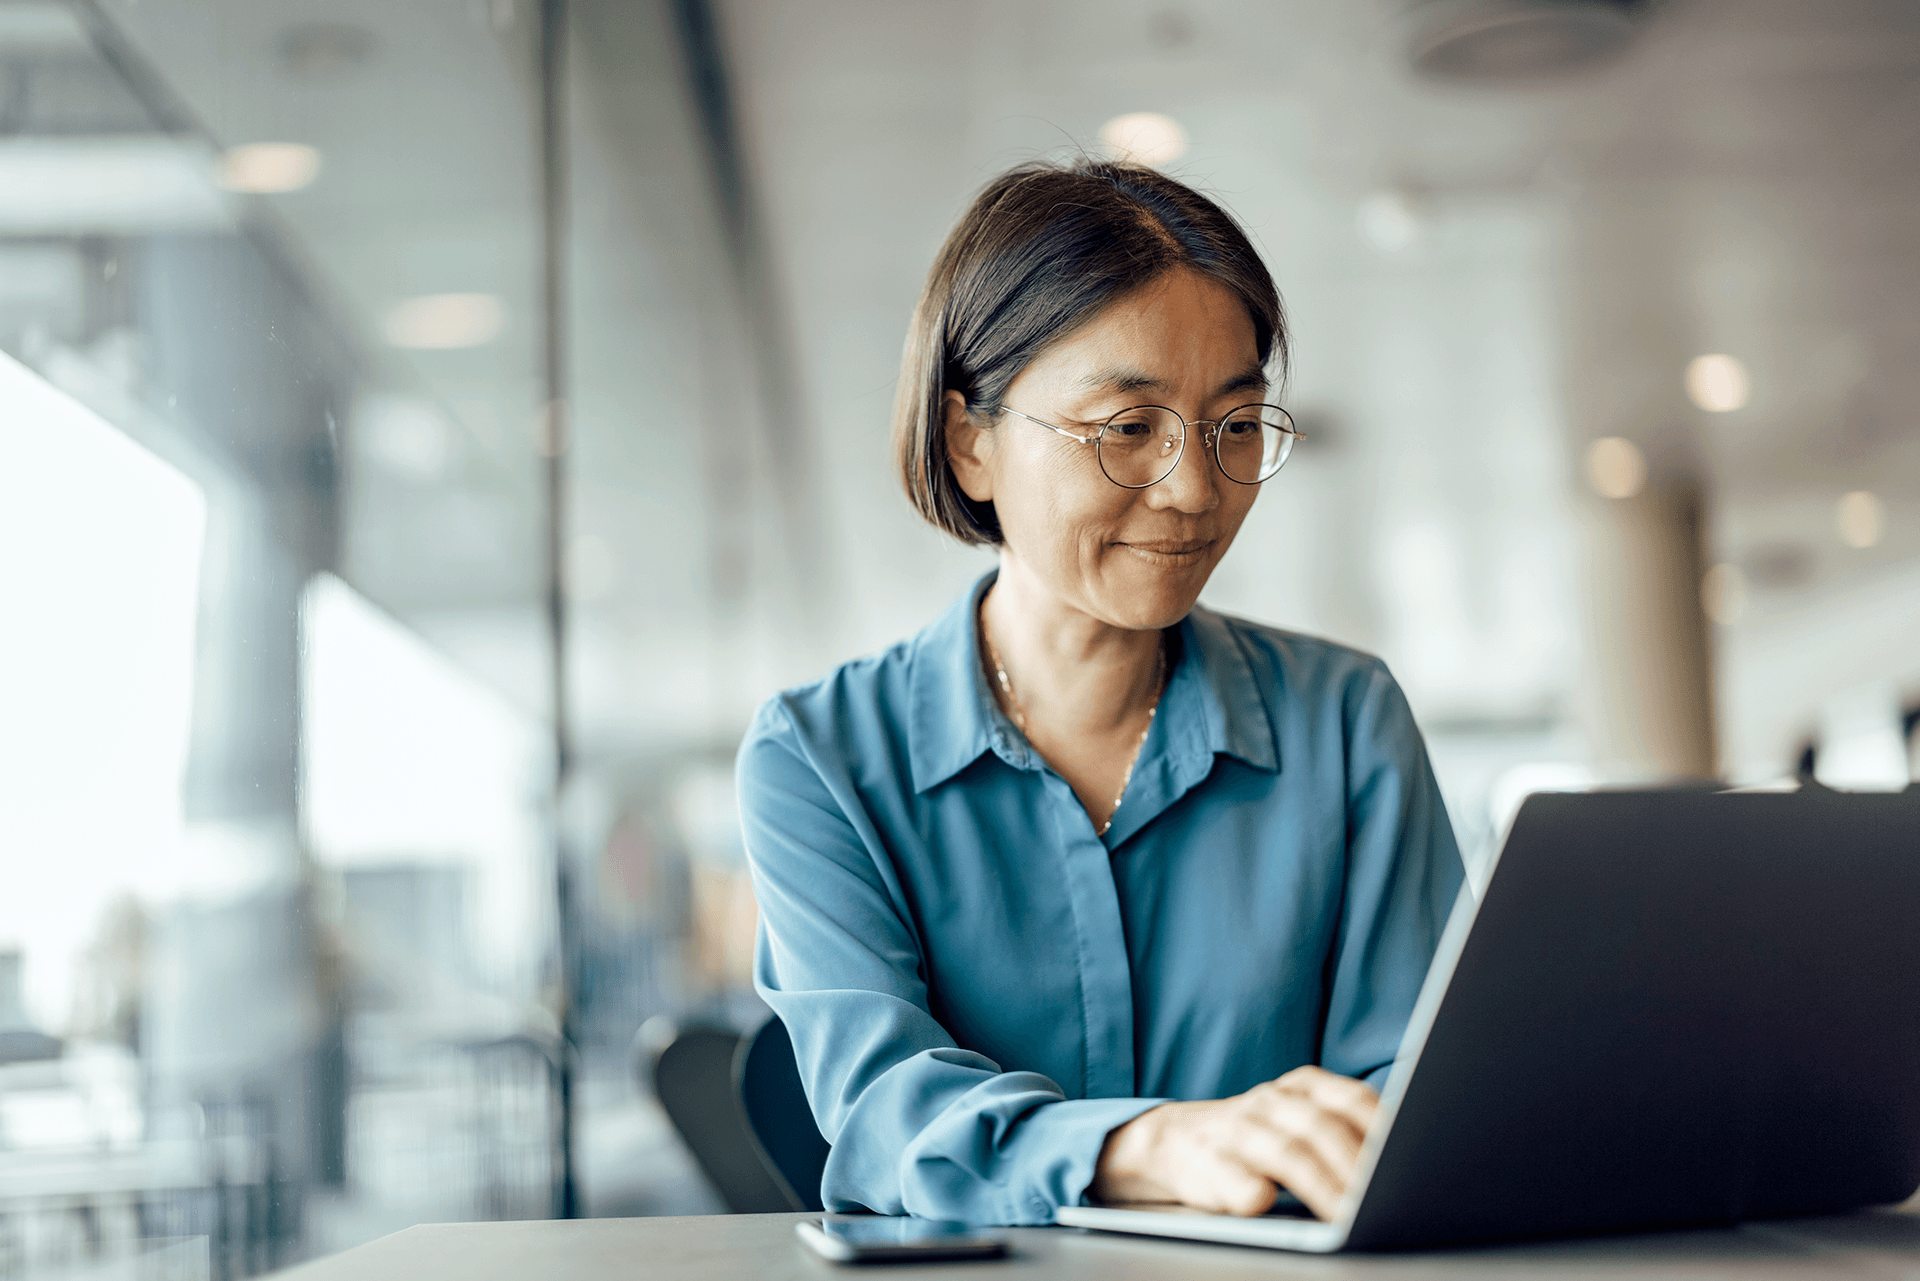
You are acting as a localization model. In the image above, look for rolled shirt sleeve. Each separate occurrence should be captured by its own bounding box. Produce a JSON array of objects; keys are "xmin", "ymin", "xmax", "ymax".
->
[{"xmin": 740, "ymin": 699, "xmax": 1162, "ymax": 1224}]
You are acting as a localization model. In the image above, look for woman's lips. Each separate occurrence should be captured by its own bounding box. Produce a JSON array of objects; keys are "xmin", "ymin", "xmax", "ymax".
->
[{"xmin": 1117, "ymin": 539, "xmax": 1214, "ymax": 565}]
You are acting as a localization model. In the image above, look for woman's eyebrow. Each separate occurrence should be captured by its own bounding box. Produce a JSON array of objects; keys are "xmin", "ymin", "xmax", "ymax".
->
[
  {"xmin": 1075, "ymin": 366, "xmax": 1163, "ymax": 396},
  {"xmin": 1217, "ymin": 365, "xmax": 1268, "ymax": 397},
  {"xmin": 1073, "ymin": 363, "xmax": 1269, "ymax": 398}
]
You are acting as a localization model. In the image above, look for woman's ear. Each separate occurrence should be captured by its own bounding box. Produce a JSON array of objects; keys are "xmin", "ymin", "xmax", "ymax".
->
[{"xmin": 943, "ymin": 390, "xmax": 995, "ymax": 502}]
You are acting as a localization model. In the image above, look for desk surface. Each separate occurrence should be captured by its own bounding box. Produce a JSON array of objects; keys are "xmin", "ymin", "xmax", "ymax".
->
[{"xmin": 274, "ymin": 1209, "xmax": 1920, "ymax": 1280}]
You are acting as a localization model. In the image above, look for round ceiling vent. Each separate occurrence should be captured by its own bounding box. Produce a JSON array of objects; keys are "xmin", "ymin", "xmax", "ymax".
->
[
  {"xmin": 1405, "ymin": 0, "xmax": 1653, "ymax": 81},
  {"xmin": 276, "ymin": 22, "xmax": 378, "ymax": 82}
]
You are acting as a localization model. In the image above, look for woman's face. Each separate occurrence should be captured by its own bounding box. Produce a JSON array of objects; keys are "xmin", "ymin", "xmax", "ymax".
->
[{"xmin": 948, "ymin": 268, "xmax": 1268, "ymax": 631}]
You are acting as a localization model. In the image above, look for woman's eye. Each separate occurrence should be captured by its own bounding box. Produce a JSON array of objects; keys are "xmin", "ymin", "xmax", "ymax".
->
[
  {"xmin": 1106, "ymin": 418, "xmax": 1154, "ymax": 439},
  {"xmin": 1222, "ymin": 417, "xmax": 1261, "ymax": 437}
]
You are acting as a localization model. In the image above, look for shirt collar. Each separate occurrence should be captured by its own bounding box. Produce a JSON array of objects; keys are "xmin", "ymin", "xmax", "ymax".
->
[
  {"xmin": 906, "ymin": 573, "xmax": 1002, "ymax": 794},
  {"xmin": 1175, "ymin": 602, "xmax": 1280, "ymax": 774},
  {"xmin": 906, "ymin": 571, "xmax": 1281, "ymax": 795}
]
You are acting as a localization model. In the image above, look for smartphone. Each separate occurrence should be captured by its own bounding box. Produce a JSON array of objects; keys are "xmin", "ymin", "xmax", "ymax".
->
[{"xmin": 794, "ymin": 1217, "xmax": 1009, "ymax": 1263}]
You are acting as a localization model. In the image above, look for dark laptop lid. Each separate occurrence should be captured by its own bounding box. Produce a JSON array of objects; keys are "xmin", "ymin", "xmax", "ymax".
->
[{"xmin": 1348, "ymin": 787, "xmax": 1920, "ymax": 1251}]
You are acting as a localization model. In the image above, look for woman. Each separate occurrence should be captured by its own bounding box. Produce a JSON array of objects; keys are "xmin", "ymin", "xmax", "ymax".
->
[{"xmin": 736, "ymin": 159, "xmax": 1463, "ymax": 1226}]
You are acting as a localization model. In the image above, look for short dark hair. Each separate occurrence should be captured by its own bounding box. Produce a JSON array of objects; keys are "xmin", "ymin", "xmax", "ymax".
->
[{"xmin": 892, "ymin": 158, "xmax": 1288, "ymax": 545}]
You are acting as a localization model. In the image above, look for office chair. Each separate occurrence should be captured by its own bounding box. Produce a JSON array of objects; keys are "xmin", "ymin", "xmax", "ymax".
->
[
  {"xmin": 647, "ymin": 1024, "xmax": 796, "ymax": 1213},
  {"xmin": 734, "ymin": 1014, "xmax": 831, "ymax": 1213}
]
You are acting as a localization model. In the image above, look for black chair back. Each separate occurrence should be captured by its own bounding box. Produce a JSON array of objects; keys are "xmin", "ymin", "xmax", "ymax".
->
[
  {"xmin": 734, "ymin": 1015, "xmax": 831, "ymax": 1212},
  {"xmin": 648, "ymin": 1025, "xmax": 795, "ymax": 1213}
]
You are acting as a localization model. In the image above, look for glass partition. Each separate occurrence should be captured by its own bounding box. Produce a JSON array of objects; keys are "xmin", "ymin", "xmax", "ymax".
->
[{"xmin": 0, "ymin": 2, "xmax": 571, "ymax": 1272}]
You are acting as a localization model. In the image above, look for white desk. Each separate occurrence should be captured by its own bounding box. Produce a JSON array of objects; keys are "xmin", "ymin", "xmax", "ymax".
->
[{"xmin": 271, "ymin": 1208, "xmax": 1920, "ymax": 1279}]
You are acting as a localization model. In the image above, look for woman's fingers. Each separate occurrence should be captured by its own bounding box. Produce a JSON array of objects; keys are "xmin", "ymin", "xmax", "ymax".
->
[
  {"xmin": 1214, "ymin": 1073, "xmax": 1381, "ymax": 1219},
  {"xmin": 1292, "ymin": 1068, "xmax": 1379, "ymax": 1137},
  {"xmin": 1266, "ymin": 1080, "xmax": 1368, "ymax": 1156},
  {"xmin": 1193, "ymin": 1159, "xmax": 1280, "ymax": 1218},
  {"xmin": 1232, "ymin": 1105, "xmax": 1356, "ymax": 1218},
  {"xmin": 1267, "ymin": 1135, "xmax": 1347, "ymax": 1220},
  {"xmin": 1277, "ymin": 1065, "xmax": 1377, "ymax": 1119}
]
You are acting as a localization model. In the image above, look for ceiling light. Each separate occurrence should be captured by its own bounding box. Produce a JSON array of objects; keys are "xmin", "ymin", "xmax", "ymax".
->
[
  {"xmin": 1585, "ymin": 436, "xmax": 1645, "ymax": 499},
  {"xmin": 1685, "ymin": 354, "xmax": 1749, "ymax": 413},
  {"xmin": 1835, "ymin": 491, "xmax": 1885, "ymax": 550},
  {"xmin": 1100, "ymin": 113, "xmax": 1187, "ymax": 167},
  {"xmin": 0, "ymin": 137, "xmax": 230, "ymax": 234},
  {"xmin": 217, "ymin": 142, "xmax": 322, "ymax": 194},
  {"xmin": 382, "ymin": 294, "xmax": 505, "ymax": 350},
  {"xmin": 1700, "ymin": 563, "xmax": 1747, "ymax": 626}
]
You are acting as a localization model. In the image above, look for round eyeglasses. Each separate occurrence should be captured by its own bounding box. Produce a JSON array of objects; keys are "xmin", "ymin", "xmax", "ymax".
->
[{"xmin": 998, "ymin": 402, "xmax": 1300, "ymax": 489}]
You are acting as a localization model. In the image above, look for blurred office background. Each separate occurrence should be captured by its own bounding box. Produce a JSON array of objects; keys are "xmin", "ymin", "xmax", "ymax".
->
[{"xmin": 0, "ymin": 0, "xmax": 1915, "ymax": 1275}]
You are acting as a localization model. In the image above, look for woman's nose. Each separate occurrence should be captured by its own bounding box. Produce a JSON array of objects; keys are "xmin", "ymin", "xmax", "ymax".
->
[{"xmin": 1147, "ymin": 426, "xmax": 1220, "ymax": 513}]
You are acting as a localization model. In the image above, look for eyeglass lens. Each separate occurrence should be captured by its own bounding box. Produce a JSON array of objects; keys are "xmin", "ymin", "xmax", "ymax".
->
[{"xmin": 1097, "ymin": 404, "xmax": 1296, "ymax": 488}]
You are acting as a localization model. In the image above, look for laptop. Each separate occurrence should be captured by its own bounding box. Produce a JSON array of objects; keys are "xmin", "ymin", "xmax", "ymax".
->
[{"xmin": 1059, "ymin": 786, "xmax": 1920, "ymax": 1252}]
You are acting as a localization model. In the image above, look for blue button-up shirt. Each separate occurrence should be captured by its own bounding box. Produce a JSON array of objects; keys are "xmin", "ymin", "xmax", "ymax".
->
[{"xmin": 737, "ymin": 572, "xmax": 1464, "ymax": 1225}]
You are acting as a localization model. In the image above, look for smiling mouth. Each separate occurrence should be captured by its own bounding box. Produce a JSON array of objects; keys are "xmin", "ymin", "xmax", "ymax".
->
[{"xmin": 1117, "ymin": 539, "xmax": 1214, "ymax": 563}]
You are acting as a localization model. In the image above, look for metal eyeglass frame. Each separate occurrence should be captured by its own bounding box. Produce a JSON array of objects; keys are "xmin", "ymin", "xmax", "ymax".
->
[{"xmin": 996, "ymin": 402, "xmax": 1302, "ymax": 489}]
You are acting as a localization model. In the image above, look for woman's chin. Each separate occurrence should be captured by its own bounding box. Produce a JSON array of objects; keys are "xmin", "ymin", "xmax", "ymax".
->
[{"xmin": 1094, "ymin": 573, "xmax": 1208, "ymax": 631}]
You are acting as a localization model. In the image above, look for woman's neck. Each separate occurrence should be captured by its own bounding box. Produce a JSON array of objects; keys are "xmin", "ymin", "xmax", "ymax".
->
[{"xmin": 982, "ymin": 554, "xmax": 1166, "ymax": 741}]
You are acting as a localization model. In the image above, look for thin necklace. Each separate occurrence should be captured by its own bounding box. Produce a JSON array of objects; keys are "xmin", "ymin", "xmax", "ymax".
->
[{"xmin": 984, "ymin": 627, "xmax": 1168, "ymax": 837}]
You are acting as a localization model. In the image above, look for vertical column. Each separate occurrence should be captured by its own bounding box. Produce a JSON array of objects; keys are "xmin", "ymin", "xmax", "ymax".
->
[
  {"xmin": 537, "ymin": 0, "xmax": 580, "ymax": 1222},
  {"xmin": 138, "ymin": 226, "xmax": 351, "ymax": 1236},
  {"xmin": 1578, "ymin": 478, "xmax": 1717, "ymax": 779}
]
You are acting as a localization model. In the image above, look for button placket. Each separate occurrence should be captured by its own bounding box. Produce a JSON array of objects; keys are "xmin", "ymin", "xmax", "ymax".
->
[{"xmin": 1040, "ymin": 770, "xmax": 1137, "ymax": 1101}]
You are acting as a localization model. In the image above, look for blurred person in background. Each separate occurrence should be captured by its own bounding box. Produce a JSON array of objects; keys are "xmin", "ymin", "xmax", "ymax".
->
[{"xmin": 737, "ymin": 160, "xmax": 1463, "ymax": 1225}]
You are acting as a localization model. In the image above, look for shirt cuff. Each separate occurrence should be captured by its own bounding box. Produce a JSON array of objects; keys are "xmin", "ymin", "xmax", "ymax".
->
[{"xmin": 1018, "ymin": 1096, "xmax": 1169, "ymax": 1219}]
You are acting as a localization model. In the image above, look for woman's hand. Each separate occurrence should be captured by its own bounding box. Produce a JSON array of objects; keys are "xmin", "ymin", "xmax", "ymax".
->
[{"xmin": 1089, "ymin": 1066, "xmax": 1379, "ymax": 1221}]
